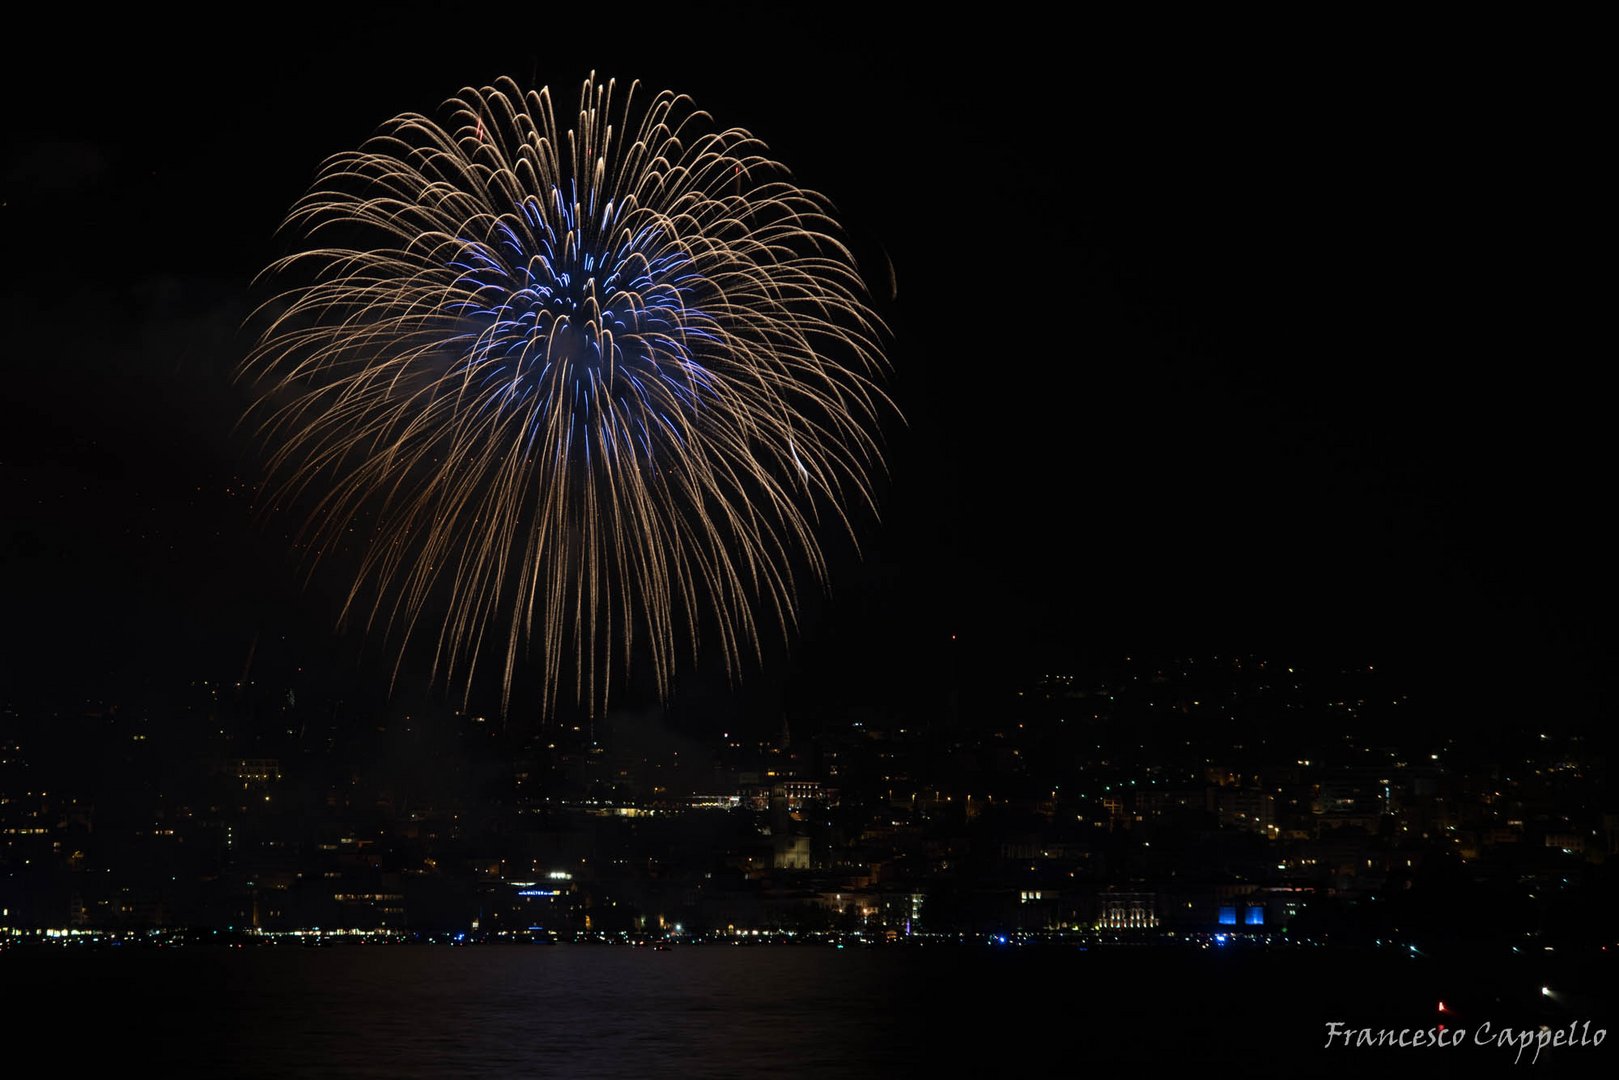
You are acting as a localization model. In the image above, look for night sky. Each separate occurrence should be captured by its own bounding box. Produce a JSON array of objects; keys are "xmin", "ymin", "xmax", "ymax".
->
[{"xmin": 1, "ymin": 9, "xmax": 1606, "ymax": 736}]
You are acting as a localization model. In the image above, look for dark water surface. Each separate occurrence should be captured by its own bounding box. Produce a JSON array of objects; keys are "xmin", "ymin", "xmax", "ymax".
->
[{"xmin": 5, "ymin": 944, "xmax": 1614, "ymax": 1076}]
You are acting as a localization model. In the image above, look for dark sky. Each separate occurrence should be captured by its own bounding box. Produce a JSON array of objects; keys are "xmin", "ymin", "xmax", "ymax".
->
[{"xmin": 1, "ymin": 8, "xmax": 1606, "ymax": 734}]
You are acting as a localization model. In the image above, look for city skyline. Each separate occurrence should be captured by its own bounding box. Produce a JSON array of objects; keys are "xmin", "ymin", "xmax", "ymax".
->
[{"xmin": 4, "ymin": 651, "xmax": 1606, "ymax": 942}]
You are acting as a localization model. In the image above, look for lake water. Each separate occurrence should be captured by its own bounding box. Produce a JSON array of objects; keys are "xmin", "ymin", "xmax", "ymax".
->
[{"xmin": 5, "ymin": 944, "xmax": 1613, "ymax": 1076}]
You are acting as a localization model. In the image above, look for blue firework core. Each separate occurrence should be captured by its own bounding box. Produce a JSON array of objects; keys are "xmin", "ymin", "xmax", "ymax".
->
[{"xmin": 445, "ymin": 185, "xmax": 716, "ymax": 455}]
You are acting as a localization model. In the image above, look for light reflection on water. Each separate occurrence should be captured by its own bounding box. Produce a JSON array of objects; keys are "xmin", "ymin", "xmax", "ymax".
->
[
  {"xmin": 218, "ymin": 946, "xmax": 918, "ymax": 1078},
  {"xmin": 9, "ymin": 944, "xmax": 1607, "ymax": 1077}
]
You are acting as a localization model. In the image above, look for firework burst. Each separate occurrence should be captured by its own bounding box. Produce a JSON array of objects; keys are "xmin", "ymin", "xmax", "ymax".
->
[{"xmin": 243, "ymin": 75, "xmax": 893, "ymax": 715}]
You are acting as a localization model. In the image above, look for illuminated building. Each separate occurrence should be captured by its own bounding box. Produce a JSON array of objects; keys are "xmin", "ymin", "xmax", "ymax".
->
[
  {"xmin": 773, "ymin": 834, "xmax": 811, "ymax": 870},
  {"xmin": 228, "ymin": 759, "xmax": 283, "ymax": 785},
  {"xmin": 1096, "ymin": 891, "xmax": 1158, "ymax": 930}
]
